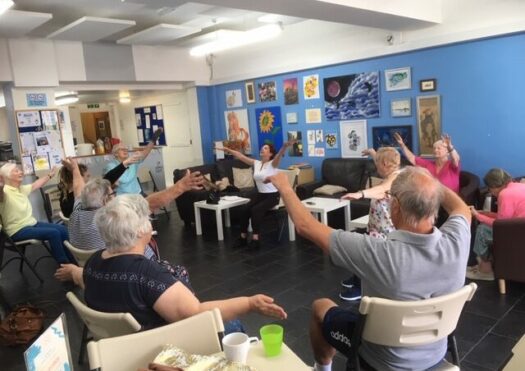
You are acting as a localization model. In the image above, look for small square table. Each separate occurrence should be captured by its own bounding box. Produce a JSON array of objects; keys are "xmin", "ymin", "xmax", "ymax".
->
[
  {"xmin": 288, "ymin": 196, "xmax": 351, "ymax": 241},
  {"xmin": 194, "ymin": 196, "xmax": 250, "ymax": 241}
]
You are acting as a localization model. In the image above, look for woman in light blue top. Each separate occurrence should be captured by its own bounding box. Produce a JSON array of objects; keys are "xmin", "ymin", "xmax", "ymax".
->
[{"xmin": 104, "ymin": 129, "xmax": 162, "ymax": 195}]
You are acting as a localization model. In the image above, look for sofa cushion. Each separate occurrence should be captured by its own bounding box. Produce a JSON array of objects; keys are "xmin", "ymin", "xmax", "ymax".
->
[
  {"xmin": 216, "ymin": 158, "xmax": 252, "ymax": 185},
  {"xmin": 233, "ymin": 167, "xmax": 254, "ymax": 188},
  {"xmin": 314, "ymin": 184, "xmax": 348, "ymax": 196}
]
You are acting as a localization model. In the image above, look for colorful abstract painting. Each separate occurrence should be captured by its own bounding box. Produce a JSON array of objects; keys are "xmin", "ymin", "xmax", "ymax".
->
[
  {"xmin": 325, "ymin": 132, "xmax": 338, "ymax": 149},
  {"xmin": 258, "ymin": 81, "xmax": 277, "ymax": 102},
  {"xmin": 372, "ymin": 125, "xmax": 412, "ymax": 151},
  {"xmin": 324, "ymin": 72, "xmax": 380, "ymax": 120},
  {"xmin": 255, "ymin": 106, "xmax": 283, "ymax": 151},
  {"xmin": 283, "ymin": 78, "xmax": 299, "ymax": 105}
]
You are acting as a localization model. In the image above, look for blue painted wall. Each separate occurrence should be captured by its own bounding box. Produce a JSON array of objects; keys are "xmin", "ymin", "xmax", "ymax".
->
[{"xmin": 198, "ymin": 32, "xmax": 525, "ymax": 181}]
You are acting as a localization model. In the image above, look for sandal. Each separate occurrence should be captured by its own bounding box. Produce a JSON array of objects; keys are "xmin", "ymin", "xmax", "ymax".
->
[{"xmin": 466, "ymin": 267, "xmax": 494, "ymax": 281}]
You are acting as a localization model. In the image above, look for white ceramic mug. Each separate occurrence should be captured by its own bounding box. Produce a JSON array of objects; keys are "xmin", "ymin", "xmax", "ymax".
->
[{"xmin": 222, "ymin": 332, "xmax": 259, "ymax": 364}]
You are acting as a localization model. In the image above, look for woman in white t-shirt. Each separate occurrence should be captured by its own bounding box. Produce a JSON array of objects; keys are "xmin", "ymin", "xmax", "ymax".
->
[{"xmin": 216, "ymin": 141, "xmax": 293, "ymax": 248}]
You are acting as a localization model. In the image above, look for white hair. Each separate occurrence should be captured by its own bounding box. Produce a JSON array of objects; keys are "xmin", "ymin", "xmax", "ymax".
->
[
  {"xmin": 81, "ymin": 178, "xmax": 111, "ymax": 209},
  {"xmin": 0, "ymin": 163, "xmax": 17, "ymax": 179},
  {"xmin": 94, "ymin": 194, "xmax": 152, "ymax": 253}
]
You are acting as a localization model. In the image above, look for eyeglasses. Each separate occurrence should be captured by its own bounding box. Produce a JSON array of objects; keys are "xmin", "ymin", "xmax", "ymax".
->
[{"xmin": 108, "ymin": 191, "xmax": 117, "ymax": 198}]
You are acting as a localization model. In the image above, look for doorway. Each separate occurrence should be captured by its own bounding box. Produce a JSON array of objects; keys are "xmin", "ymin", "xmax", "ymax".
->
[{"xmin": 80, "ymin": 112, "xmax": 112, "ymax": 144}]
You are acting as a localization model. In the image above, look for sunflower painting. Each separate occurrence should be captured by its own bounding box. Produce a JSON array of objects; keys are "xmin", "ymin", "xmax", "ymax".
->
[{"xmin": 255, "ymin": 106, "xmax": 283, "ymax": 151}]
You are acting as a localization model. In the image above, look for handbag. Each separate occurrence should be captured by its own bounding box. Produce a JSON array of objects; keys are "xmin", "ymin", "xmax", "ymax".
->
[
  {"xmin": 0, "ymin": 304, "xmax": 45, "ymax": 346},
  {"xmin": 206, "ymin": 190, "xmax": 221, "ymax": 204}
]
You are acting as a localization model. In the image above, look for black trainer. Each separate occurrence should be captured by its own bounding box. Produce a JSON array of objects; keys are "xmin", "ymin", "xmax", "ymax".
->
[
  {"xmin": 234, "ymin": 236, "xmax": 248, "ymax": 248},
  {"xmin": 339, "ymin": 287, "xmax": 362, "ymax": 301}
]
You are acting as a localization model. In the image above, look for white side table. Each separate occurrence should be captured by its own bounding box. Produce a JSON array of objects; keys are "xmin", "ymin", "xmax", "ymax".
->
[
  {"xmin": 194, "ymin": 196, "xmax": 250, "ymax": 241},
  {"xmin": 349, "ymin": 214, "xmax": 369, "ymax": 231},
  {"xmin": 289, "ymin": 197, "xmax": 351, "ymax": 241}
]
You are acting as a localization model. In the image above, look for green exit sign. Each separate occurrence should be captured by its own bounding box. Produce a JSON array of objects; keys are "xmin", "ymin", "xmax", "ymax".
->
[{"xmin": 87, "ymin": 103, "xmax": 100, "ymax": 109}]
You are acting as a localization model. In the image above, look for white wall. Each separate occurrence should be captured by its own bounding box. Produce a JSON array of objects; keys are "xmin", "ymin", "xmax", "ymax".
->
[
  {"xmin": 0, "ymin": 107, "xmax": 11, "ymax": 141},
  {"xmin": 116, "ymin": 89, "xmax": 203, "ymax": 187}
]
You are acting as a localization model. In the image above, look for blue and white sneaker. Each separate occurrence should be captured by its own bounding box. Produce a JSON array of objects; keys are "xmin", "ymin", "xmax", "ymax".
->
[
  {"xmin": 339, "ymin": 287, "xmax": 362, "ymax": 301},
  {"xmin": 340, "ymin": 277, "xmax": 354, "ymax": 288}
]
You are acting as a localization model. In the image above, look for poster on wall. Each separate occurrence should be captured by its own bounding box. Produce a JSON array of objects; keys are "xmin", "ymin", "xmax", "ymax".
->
[
  {"xmin": 258, "ymin": 81, "xmax": 277, "ymax": 102},
  {"xmin": 340, "ymin": 120, "xmax": 368, "ymax": 158},
  {"xmin": 224, "ymin": 109, "xmax": 251, "ymax": 154},
  {"xmin": 372, "ymin": 125, "xmax": 412, "ymax": 151},
  {"xmin": 324, "ymin": 72, "xmax": 380, "ymax": 120},
  {"xmin": 226, "ymin": 89, "xmax": 243, "ymax": 108},
  {"xmin": 287, "ymin": 131, "xmax": 303, "ymax": 156},
  {"xmin": 283, "ymin": 78, "xmax": 299, "ymax": 105},
  {"xmin": 255, "ymin": 106, "xmax": 282, "ymax": 150},
  {"xmin": 16, "ymin": 111, "xmax": 41, "ymax": 128},
  {"xmin": 305, "ymin": 108, "xmax": 322, "ymax": 124},
  {"xmin": 41, "ymin": 110, "xmax": 59, "ymax": 130},
  {"xmin": 325, "ymin": 132, "xmax": 338, "ymax": 149},
  {"xmin": 416, "ymin": 95, "xmax": 441, "ymax": 156},
  {"xmin": 303, "ymin": 74, "xmax": 320, "ymax": 99}
]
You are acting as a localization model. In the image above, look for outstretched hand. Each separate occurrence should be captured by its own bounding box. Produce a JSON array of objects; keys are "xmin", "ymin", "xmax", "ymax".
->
[
  {"xmin": 341, "ymin": 192, "xmax": 361, "ymax": 200},
  {"xmin": 393, "ymin": 132, "xmax": 404, "ymax": 145},
  {"xmin": 361, "ymin": 148, "xmax": 376, "ymax": 157},
  {"xmin": 215, "ymin": 146, "xmax": 232, "ymax": 153},
  {"xmin": 442, "ymin": 134, "xmax": 452, "ymax": 148},
  {"xmin": 177, "ymin": 169, "xmax": 204, "ymax": 192},
  {"xmin": 266, "ymin": 172, "xmax": 290, "ymax": 191},
  {"xmin": 123, "ymin": 152, "xmax": 142, "ymax": 167},
  {"xmin": 249, "ymin": 294, "xmax": 287, "ymax": 320},
  {"xmin": 61, "ymin": 157, "xmax": 78, "ymax": 171}
]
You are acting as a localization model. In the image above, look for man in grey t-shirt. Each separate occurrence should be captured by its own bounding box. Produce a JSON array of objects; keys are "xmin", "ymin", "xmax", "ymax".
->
[{"xmin": 268, "ymin": 167, "xmax": 471, "ymax": 371}]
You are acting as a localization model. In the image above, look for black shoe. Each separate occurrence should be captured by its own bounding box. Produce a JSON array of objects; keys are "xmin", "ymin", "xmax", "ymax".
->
[
  {"xmin": 341, "ymin": 277, "xmax": 354, "ymax": 288},
  {"xmin": 339, "ymin": 287, "xmax": 362, "ymax": 301},
  {"xmin": 234, "ymin": 236, "xmax": 248, "ymax": 248},
  {"xmin": 249, "ymin": 239, "xmax": 261, "ymax": 249}
]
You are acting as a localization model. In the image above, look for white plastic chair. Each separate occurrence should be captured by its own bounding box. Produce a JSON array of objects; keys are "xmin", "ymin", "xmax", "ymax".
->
[
  {"xmin": 350, "ymin": 283, "xmax": 478, "ymax": 370},
  {"xmin": 87, "ymin": 308, "xmax": 225, "ymax": 371},
  {"xmin": 64, "ymin": 240, "xmax": 96, "ymax": 267}
]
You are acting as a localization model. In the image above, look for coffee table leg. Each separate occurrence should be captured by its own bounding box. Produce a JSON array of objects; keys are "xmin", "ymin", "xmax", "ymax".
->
[
  {"xmin": 225, "ymin": 208, "xmax": 231, "ymax": 228},
  {"xmin": 288, "ymin": 215, "xmax": 295, "ymax": 241},
  {"xmin": 216, "ymin": 209, "xmax": 224, "ymax": 241},
  {"xmin": 344, "ymin": 203, "xmax": 352, "ymax": 231},
  {"xmin": 194, "ymin": 204, "xmax": 202, "ymax": 236},
  {"xmin": 321, "ymin": 211, "xmax": 328, "ymax": 225}
]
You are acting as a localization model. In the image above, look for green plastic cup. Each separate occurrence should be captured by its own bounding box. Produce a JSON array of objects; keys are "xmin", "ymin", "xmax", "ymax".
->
[{"xmin": 260, "ymin": 324, "xmax": 284, "ymax": 357}]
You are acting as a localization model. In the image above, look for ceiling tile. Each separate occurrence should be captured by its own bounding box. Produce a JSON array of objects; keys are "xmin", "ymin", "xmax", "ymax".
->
[
  {"xmin": 0, "ymin": 9, "xmax": 53, "ymax": 37},
  {"xmin": 117, "ymin": 24, "xmax": 201, "ymax": 45},
  {"xmin": 47, "ymin": 16, "xmax": 136, "ymax": 42}
]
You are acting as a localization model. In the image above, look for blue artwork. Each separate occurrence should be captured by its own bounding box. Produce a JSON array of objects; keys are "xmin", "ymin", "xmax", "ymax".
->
[
  {"xmin": 324, "ymin": 72, "xmax": 380, "ymax": 120},
  {"xmin": 372, "ymin": 125, "xmax": 412, "ymax": 151},
  {"xmin": 255, "ymin": 106, "xmax": 283, "ymax": 151}
]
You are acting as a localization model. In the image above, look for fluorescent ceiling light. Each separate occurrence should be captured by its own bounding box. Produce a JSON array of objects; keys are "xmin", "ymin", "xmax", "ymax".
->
[
  {"xmin": 119, "ymin": 90, "xmax": 130, "ymax": 103},
  {"xmin": 0, "ymin": 94, "xmax": 5, "ymax": 108},
  {"xmin": 190, "ymin": 24, "xmax": 282, "ymax": 57},
  {"xmin": 55, "ymin": 91, "xmax": 79, "ymax": 105},
  {"xmin": 0, "ymin": 0, "xmax": 14, "ymax": 15}
]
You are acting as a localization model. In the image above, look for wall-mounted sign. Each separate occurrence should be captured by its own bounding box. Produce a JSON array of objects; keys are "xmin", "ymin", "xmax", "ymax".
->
[
  {"xmin": 26, "ymin": 93, "xmax": 47, "ymax": 107},
  {"xmin": 87, "ymin": 103, "xmax": 100, "ymax": 109}
]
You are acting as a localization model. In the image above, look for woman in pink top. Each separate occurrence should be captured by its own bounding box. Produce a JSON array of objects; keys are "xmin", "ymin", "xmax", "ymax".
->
[
  {"xmin": 467, "ymin": 168, "xmax": 525, "ymax": 281},
  {"xmin": 394, "ymin": 132, "xmax": 460, "ymax": 192}
]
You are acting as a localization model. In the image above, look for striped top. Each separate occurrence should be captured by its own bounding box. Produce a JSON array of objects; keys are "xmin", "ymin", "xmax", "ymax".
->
[{"xmin": 68, "ymin": 199, "xmax": 105, "ymax": 250}]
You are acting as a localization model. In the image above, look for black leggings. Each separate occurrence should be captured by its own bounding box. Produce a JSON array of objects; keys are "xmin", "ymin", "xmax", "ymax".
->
[{"xmin": 239, "ymin": 192, "xmax": 280, "ymax": 234}]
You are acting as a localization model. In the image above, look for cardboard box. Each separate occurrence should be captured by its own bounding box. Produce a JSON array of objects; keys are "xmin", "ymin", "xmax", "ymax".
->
[{"xmin": 297, "ymin": 167, "xmax": 314, "ymax": 185}]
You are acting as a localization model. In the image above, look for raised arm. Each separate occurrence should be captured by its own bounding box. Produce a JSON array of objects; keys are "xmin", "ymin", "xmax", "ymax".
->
[
  {"xmin": 441, "ymin": 183, "xmax": 471, "ymax": 223},
  {"xmin": 269, "ymin": 172, "xmax": 333, "ymax": 252},
  {"xmin": 341, "ymin": 170, "xmax": 399, "ymax": 201},
  {"xmin": 271, "ymin": 140, "xmax": 294, "ymax": 168},
  {"xmin": 215, "ymin": 146, "xmax": 254, "ymax": 166},
  {"xmin": 361, "ymin": 148, "xmax": 377, "ymax": 161},
  {"xmin": 442, "ymin": 134, "xmax": 460, "ymax": 168},
  {"xmin": 103, "ymin": 152, "xmax": 142, "ymax": 185},
  {"xmin": 146, "ymin": 170, "xmax": 203, "ymax": 211},
  {"xmin": 62, "ymin": 158, "xmax": 84, "ymax": 198},
  {"xmin": 138, "ymin": 128, "xmax": 163, "ymax": 160},
  {"xmin": 31, "ymin": 166, "xmax": 58, "ymax": 191},
  {"xmin": 393, "ymin": 132, "xmax": 416, "ymax": 165}
]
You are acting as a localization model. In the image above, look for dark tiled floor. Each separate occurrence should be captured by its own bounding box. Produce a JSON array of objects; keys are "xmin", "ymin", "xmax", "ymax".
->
[{"xmin": 1, "ymin": 211, "xmax": 524, "ymax": 370}]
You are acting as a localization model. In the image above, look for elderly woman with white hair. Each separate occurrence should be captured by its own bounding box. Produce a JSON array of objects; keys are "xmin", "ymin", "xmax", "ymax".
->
[
  {"xmin": 394, "ymin": 132, "xmax": 460, "ymax": 193},
  {"xmin": 104, "ymin": 128, "xmax": 162, "ymax": 196},
  {"xmin": 0, "ymin": 162, "xmax": 74, "ymax": 264},
  {"xmin": 60, "ymin": 194, "xmax": 287, "ymax": 330}
]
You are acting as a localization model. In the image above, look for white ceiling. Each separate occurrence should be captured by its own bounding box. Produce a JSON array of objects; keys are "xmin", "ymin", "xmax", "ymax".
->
[{"xmin": 0, "ymin": 0, "xmax": 440, "ymax": 46}]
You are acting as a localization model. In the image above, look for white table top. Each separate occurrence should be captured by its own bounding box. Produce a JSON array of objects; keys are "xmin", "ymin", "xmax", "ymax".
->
[
  {"xmin": 302, "ymin": 196, "xmax": 350, "ymax": 213},
  {"xmin": 194, "ymin": 196, "xmax": 250, "ymax": 210}
]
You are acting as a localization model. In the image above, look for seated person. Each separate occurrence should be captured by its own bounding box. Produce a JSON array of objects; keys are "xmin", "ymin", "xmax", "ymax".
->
[
  {"xmin": 268, "ymin": 167, "xmax": 470, "ymax": 371},
  {"xmin": 0, "ymin": 163, "xmax": 74, "ymax": 264},
  {"xmin": 57, "ymin": 194, "xmax": 287, "ymax": 330},
  {"xmin": 467, "ymin": 168, "xmax": 525, "ymax": 281}
]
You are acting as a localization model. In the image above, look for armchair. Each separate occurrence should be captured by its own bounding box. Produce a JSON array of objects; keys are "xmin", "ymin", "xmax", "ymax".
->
[{"xmin": 492, "ymin": 218, "xmax": 525, "ymax": 294}]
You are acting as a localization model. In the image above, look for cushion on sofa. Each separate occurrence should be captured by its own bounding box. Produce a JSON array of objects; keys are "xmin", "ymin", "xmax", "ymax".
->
[
  {"xmin": 233, "ymin": 167, "xmax": 254, "ymax": 188},
  {"xmin": 314, "ymin": 184, "xmax": 348, "ymax": 196}
]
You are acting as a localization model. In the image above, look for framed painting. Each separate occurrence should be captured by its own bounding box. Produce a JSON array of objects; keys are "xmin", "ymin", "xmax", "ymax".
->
[
  {"xmin": 224, "ymin": 109, "xmax": 251, "ymax": 154},
  {"xmin": 372, "ymin": 125, "xmax": 412, "ymax": 151},
  {"xmin": 417, "ymin": 95, "xmax": 441, "ymax": 156},
  {"xmin": 258, "ymin": 81, "xmax": 277, "ymax": 102},
  {"xmin": 385, "ymin": 67, "xmax": 411, "ymax": 91},
  {"xmin": 420, "ymin": 79, "xmax": 437, "ymax": 92},
  {"xmin": 226, "ymin": 89, "xmax": 243, "ymax": 108},
  {"xmin": 245, "ymin": 82, "xmax": 255, "ymax": 104},
  {"xmin": 324, "ymin": 72, "xmax": 380, "ymax": 120},
  {"xmin": 283, "ymin": 77, "xmax": 299, "ymax": 105},
  {"xmin": 391, "ymin": 98, "xmax": 411, "ymax": 117},
  {"xmin": 339, "ymin": 120, "xmax": 367, "ymax": 158}
]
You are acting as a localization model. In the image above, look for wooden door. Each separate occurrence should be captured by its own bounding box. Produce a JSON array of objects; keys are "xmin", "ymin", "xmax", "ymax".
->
[{"xmin": 80, "ymin": 112, "xmax": 112, "ymax": 144}]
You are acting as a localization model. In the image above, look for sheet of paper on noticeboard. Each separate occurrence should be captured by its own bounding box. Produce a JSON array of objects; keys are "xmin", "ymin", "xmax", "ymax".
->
[{"xmin": 17, "ymin": 111, "xmax": 41, "ymax": 128}]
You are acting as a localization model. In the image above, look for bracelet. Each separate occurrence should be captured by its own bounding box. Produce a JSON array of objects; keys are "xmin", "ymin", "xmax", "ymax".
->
[
  {"xmin": 47, "ymin": 174, "xmax": 52, "ymax": 180},
  {"xmin": 448, "ymin": 147, "xmax": 455, "ymax": 153},
  {"xmin": 360, "ymin": 190, "xmax": 365, "ymax": 199}
]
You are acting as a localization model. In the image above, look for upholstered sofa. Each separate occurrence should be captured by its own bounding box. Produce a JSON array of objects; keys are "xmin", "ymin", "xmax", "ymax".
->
[{"xmin": 173, "ymin": 158, "xmax": 256, "ymax": 227}]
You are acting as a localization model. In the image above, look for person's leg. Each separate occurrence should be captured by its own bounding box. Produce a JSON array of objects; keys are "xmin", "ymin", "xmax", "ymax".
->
[
  {"xmin": 250, "ymin": 192, "xmax": 279, "ymax": 240},
  {"xmin": 12, "ymin": 222, "xmax": 72, "ymax": 264},
  {"xmin": 472, "ymin": 224, "xmax": 493, "ymax": 273},
  {"xmin": 239, "ymin": 194, "xmax": 261, "ymax": 237},
  {"xmin": 310, "ymin": 299, "xmax": 338, "ymax": 369}
]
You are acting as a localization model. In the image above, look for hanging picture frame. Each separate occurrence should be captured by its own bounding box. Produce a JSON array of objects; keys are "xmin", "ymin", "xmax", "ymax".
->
[
  {"xmin": 385, "ymin": 67, "xmax": 411, "ymax": 91},
  {"xmin": 391, "ymin": 98, "xmax": 411, "ymax": 117},
  {"xmin": 419, "ymin": 79, "xmax": 437, "ymax": 92},
  {"xmin": 339, "ymin": 120, "xmax": 367, "ymax": 158},
  {"xmin": 372, "ymin": 125, "xmax": 412, "ymax": 150},
  {"xmin": 245, "ymin": 82, "xmax": 255, "ymax": 104},
  {"xmin": 416, "ymin": 95, "xmax": 441, "ymax": 156}
]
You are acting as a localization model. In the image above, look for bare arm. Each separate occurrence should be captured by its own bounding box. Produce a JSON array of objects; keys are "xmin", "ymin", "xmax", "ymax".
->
[
  {"xmin": 0, "ymin": 179, "xmax": 4, "ymax": 202},
  {"xmin": 54, "ymin": 264, "xmax": 85, "ymax": 289},
  {"xmin": 153, "ymin": 282, "xmax": 287, "ymax": 323},
  {"xmin": 271, "ymin": 140, "xmax": 294, "ymax": 168},
  {"xmin": 361, "ymin": 148, "xmax": 377, "ymax": 160},
  {"xmin": 215, "ymin": 146, "xmax": 254, "ymax": 166},
  {"xmin": 146, "ymin": 170, "xmax": 203, "ymax": 211},
  {"xmin": 393, "ymin": 132, "xmax": 416, "ymax": 165},
  {"xmin": 341, "ymin": 170, "xmax": 399, "ymax": 200},
  {"xmin": 137, "ymin": 128, "xmax": 163, "ymax": 160},
  {"xmin": 441, "ymin": 184, "xmax": 471, "ymax": 223},
  {"xmin": 442, "ymin": 134, "xmax": 460, "ymax": 168},
  {"xmin": 62, "ymin": 158, "xmax": 84, "ymax": 198},
  {"xmin": 269, "ymin": 172, "xmax": 333, "ymax": 252},
  {"xmin": 103, "ymin": 153, "xmax": 142, "ymax": 185},
  {"xmin": 31, "ymin": 166, "xmax": 58, "ymax": 191}
]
